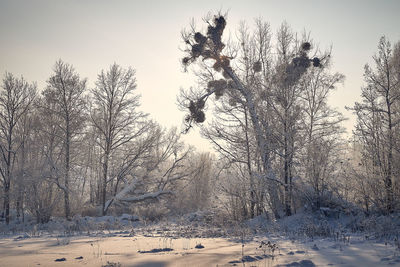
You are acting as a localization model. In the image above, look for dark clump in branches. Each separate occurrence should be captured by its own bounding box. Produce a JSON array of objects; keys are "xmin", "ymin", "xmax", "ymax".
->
[
  {"xmin": 179, "ymin": 13, "xmax": 324, "ymax": 132},
  {"xmin": 194, "ymin": 32, "xmax": 207, "ymax": 44},
  {"xmin": 181, "ymin": 15, "xmax": 227, "ymax": 70},
  {"xmin": 312, "ymin": 57, "xmax": 321, "ymax": 67},
  {"xmin": 301, "ymin": 42, "xmax": 311, "ymax": 51},
  {"xmin": 253, "ymin": 61, "xmax": 262, "ymax": 73},
  {"xmin": 187, "ymin": 99, "xmax": 206, "ymax": 123},
  {"xmin": 207, "ymin": 16, "xmax": 226, "ymax": 52},
  {"xmin": 180, "ymin": 14, "xmax": 230, "ymax": 131},
  {"xmin": 284, "ymin": 42, "xmax": 323, "ymax": 86},
  {"xmin": 181, "ymin": 14, "xmax": 228, "ymax": 70},
  {"xmin": 208, "ymin": 79, "xmax": 227, "ymax": 99}
]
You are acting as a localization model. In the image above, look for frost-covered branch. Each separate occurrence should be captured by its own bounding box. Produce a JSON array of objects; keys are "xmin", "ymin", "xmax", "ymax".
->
[{"xmin": 120, "ymin": 190, "xmax": 173, "ymax": 203}]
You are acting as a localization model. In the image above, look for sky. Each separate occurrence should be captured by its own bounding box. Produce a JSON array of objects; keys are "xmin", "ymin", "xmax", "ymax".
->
[{"xmin": 0, "ymin": 0, "xmax": 399, "ymax": 152}]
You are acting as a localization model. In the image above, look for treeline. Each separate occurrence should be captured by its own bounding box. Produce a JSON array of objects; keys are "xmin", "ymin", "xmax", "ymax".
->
[
  {"xmin": 179, "ymin": 15, "xmax": 400, "ymax": 221},
  {"xmin": 1, "ymin": 14, "xmax": 399, "ymax": 226},
  {"xmin": 0, "ymin": 61, "xmax": 214, "ymax": 225}
]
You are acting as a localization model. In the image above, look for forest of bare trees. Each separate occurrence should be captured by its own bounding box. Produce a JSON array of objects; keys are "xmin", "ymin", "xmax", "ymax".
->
[
  {"xmin": 178, "ymin": 14, "xmax": 400, "ymax": 221},
  {"xmin": 0, "ymin": 60, "xmax": 215, "ymax": 225},
  {"xmin": 1, "ymin": 14, "xmax": 399, "ymax": 227}
]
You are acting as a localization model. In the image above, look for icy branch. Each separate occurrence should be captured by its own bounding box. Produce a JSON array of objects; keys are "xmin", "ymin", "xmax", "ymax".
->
[
  {"xmin": 103, "ymin": 180, "xmax": 138, "ymax": 213},
  {"xmin": 120, "ymin": 190, "xmax": 173, "ymax": 203}
]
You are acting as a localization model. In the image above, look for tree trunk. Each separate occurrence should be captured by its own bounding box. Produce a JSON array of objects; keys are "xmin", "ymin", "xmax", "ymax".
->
[
  {"xmin": 225, "ymin": 66, "xmax": 284, "ymax": 217},
  {"xmin": 385, "ymin": 94, "xmax": 394, "ymax": 214},
  {"xmin": 4, "ymin": 182, "xmax": 10, "ymax": 225},
  {"xmin": 64, "ymin": 182, "xmax": 70, "ymax": 220},
  {"xmin": 244, "ymin": 107, "xmax": 256, "ymax": 218},
  {"xmin": 5, "ymin": 131, "xmax": 12, "ymax": 225},
  {"xmin": 102, "ymin": 153, "xmax": 109, "ymax": 216},
  {"xmin": 284, "ymin": 119, "xmax": 292, "ymax": 217},
  {"xmin": 17, "ymin": 126, "xmax": 27, "ymax": 222},
  {"xmin": 64, "ymin": 123, "xmax": 71, "ymax": 220}
]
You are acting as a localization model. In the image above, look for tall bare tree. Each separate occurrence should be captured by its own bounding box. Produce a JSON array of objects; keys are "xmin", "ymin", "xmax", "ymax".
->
[
  {"xmin": 43, "ymin": 60, "xmax": 87, "ymax": 220},
  {"xmin": 90, "ymin": 63, "xmax": 148, "ymax": 215},
  {"xmin": 0, "ymin": 73, "xmax": 36, "ymax": 224},
  {"xmin": 297, "ymin": 51, "xmax": 346, "ymax": 210},
  {"xmin": 179, "ymin": 14, "xmax": 328, "ymax": 217},
  {"xmin": 352, "ymin": 37, "xmax": 400, "ymax": 213}
]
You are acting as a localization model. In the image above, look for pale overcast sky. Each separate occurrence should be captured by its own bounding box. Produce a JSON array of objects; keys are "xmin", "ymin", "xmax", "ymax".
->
[{"xmin": 0, "ymin": 0, "xmax": 399, "ymax": 151}]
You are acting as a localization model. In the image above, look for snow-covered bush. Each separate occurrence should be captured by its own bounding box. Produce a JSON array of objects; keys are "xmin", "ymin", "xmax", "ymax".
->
[
  {"xmin": 135, "ymin": 204, "xmax": 170, "ymax": 222},
  {"xmin": 357, "ymin": 214, "xmax": 400, "ymax": 239},
  {"xmin": 274, "ymin": 213, "xmax": 333, "ymax": 238}
]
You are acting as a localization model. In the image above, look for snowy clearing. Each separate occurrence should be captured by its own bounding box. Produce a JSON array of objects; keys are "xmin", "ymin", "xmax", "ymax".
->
[{"xmin": 1, "ymin": 229, "xmax": 399, "ymax": 267}]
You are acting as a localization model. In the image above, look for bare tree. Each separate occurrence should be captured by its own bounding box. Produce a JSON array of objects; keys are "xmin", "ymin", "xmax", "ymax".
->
[
  {"xmin": 179, "ymin": 14, "xmax": 326, "ymax": 217},
  {"xmin": 43, "ymin": 60, "xmax": 87, "ymax": 220},
  {"xmin": 351, "ymin": 37, "xmax": 400, "ymax": 213},
  {"xmin": 14, "ymin": 102, "xmax": 34, "ymax": 221},
  {"xmin": 298, "ymin": 53, "xmax": 346, "ymax": 210},
  {"xmin": 103, "ymin": 126, "xmax": 192, "ymax": 214},
  {"xmin": 0, "ymin": 73, "xmax": 36, "ymax": 224},
  {"xmin": 90, "ymin": 63, "xmax": 148, "ymax": 215},
  {"xmin": 31, "ymin": 91, "xmax": 66, "ymax": 222}
]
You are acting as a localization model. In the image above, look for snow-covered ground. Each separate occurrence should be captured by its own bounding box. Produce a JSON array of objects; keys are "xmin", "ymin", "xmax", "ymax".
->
[
  {"xmin": 1, "ymin": 211, "xmax": 400, "ymax": 266},
  {"xmin": 1, "ymin": 227, "xmax": 399, "ymax": 267}
]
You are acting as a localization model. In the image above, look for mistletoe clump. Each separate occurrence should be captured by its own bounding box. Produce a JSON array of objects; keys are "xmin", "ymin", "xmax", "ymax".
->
[
  {"xmin": 182, "ymin": 14, "xmax": 230, "ymax": 126},
  {"xmin": 301, "ymin": 42, "xmax": 311, "ymax": 51},
  {"xmin": 181, "ymin": 14, "xmax": 323, "ymax": 131},
  {"xmin": 312, "ymin": 57, "xmax": 321, "ymax": 67},
  {"xmin": 284, "ymin": 42, "xmax": 322, "ymax": 86},
  {"xmin": 207, "ymin": 79, "xmax": 228, "ymax": 99},
  {"xmin": 187, "ymin": 99, "xmax": 206, "ymax": 123},
  {"xmin": 182, "ymin": 15, "xmax": 227, "ymax": 70},
  {"xmin": 206, "ymin": 15, "xmax": 226, "ymax": 53}
]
